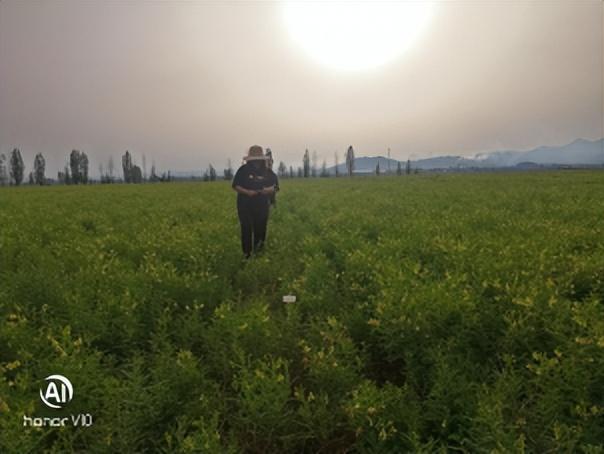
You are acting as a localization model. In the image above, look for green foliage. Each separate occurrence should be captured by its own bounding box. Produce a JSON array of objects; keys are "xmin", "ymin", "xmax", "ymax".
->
[{"xmin": 1, "ymin": 172, "xmax": 603, "ymax": 451}]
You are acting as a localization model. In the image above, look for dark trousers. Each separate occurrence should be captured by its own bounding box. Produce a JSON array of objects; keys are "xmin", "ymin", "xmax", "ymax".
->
[{"xmin": 237, "ymin": 197, "xmax": 270, "ymax": 256}]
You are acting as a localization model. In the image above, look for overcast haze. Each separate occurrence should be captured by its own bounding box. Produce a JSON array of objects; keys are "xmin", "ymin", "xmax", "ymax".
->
[{"xmin": 1, "ymin": 1, "xmax": 602, "ymax": 177}]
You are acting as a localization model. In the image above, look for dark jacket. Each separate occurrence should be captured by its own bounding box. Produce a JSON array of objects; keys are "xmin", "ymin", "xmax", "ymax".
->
[{"xmin": 232, "ymin": 162, "xmax": 278, "ymax": 206}]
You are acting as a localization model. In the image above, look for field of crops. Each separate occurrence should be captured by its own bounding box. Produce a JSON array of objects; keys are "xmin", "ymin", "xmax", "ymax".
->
[{"xmin": 1, "ymin": 171, "xmax": 603, "ymax": 452}]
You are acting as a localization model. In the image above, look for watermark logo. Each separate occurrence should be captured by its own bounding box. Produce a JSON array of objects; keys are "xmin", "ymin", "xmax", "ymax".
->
[
  {"xmin": 23, "ymin": 374, "xmax": 93, "ymax": 427},
  {"xmin": 39, "ymin": 374, "xmax": 73, "ymax": 409},
  {"xmin": 23, "ymin": 414, "xmax": 93, "ymax": 427}
]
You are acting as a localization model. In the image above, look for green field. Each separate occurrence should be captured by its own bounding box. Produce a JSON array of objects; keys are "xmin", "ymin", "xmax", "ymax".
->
[{"xmin": 1, "ymin": 171, "xmax": 603, "ymax": 452}]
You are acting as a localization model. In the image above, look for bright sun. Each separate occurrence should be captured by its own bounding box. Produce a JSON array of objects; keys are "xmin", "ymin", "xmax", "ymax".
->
[{"xmin": 283, "ymin": 1, "xmax": 435, "ymax": 72}]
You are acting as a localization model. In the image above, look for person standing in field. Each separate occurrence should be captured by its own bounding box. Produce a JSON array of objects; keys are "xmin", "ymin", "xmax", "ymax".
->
[
  {"xmin": 265, "ymin": 148, "xmax": 279, "ymax": 207},
  {"xmin": 232, "ymin": 145, "xmax": 279, "ymax": 258}
]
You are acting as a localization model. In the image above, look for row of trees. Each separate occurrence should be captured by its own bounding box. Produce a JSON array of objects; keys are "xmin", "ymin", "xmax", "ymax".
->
[
  {"xmin": 100, "ymin": 150, "xmax": 187, "ymax": 184},
  {"xmin": 170, "ymin": 145, "xmax": 402, "ymax": 183},
  {"xmin": 275, "ymin": 146, "xmax": 412, "ymax": 179},
  {"xmin": 297, "ymin": 146, "xmax": 354, "ymax": 179},
  {"xmin": 0, "ymin": 145, "xmax": 413, "ymax": 186},
  {"xmin": 0, "ymin": 148, "xmax": 47, "ymax": 186},
  {"xmin": 0, "ymin": 148, "xmax": 155, "ymax": 186},
  {"xmin": 109, "ymin": 151, "xmax": 168, "ymax": 183}
]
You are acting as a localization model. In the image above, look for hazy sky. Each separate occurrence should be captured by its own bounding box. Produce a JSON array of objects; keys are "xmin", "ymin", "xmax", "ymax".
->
[{"xmin": 1, "ymin": 1, "xmax": 602, "ymax": 176}]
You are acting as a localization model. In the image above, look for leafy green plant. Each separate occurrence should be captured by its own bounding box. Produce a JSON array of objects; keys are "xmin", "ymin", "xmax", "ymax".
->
[{"xmin": 1, "ymin": 172, "xmax": 603, "ymax": 452}]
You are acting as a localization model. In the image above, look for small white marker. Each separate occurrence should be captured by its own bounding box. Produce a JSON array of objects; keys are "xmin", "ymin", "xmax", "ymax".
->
[{"xmin": 282, "ymin": 295, "xmax": 296, "ymax": 304}]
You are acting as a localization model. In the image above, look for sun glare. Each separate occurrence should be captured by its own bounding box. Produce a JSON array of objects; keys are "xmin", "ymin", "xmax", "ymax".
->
[{"xmin": 282, "ymin": 1, "xmax": 435, "ymax": 72}]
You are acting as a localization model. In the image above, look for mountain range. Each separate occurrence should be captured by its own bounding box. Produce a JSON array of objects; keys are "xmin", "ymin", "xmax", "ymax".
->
[{"xmin": 327, "ymin": 138, "xmax": 604, "ymax": 173}]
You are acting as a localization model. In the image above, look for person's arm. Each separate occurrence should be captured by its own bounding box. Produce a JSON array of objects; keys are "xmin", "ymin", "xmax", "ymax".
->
[
  {"xmin": 259, "ymin": 186, "xmax": 274, "ymax": 195},
  {"xmin": 234, "ymin": 185, "xmax": 259, "ymax": 197},
  {"xmin": 259, "ymin": 172, "xmax": 278, "ymax": 195},
  {"xmin": 231, "ymin": 165, "xmax": 258, "ymax": 196}
]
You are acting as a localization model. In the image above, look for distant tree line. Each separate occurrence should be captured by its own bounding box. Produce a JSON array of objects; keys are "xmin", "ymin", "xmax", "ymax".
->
[
  {"xmin": 275, "ymin": 145, "xmax": 413, "ymax": 179},
  {"xmin": 0, "ymin": 145, "xmax": 414, "ymax": 187}
]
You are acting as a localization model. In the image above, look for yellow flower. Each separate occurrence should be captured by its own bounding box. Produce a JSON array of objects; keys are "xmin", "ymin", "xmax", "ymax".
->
[
  {"xmin": 379, "ymin": 428, "xmax": 388, "ymax": 441},
  {"xmin": 5, "ymin": 360, "xmax": 21, "ymax": 370}
]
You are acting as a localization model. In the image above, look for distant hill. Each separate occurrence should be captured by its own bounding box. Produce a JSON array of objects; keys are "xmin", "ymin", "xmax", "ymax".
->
[
  {"xmin": 329, "ymin": 156, "xmax": 400, "ymax": 174},
  {"xmin": 326, "ymin": 138, "xmax": 604, "ymax": 173},
  {"xmin": 473, "ymin": 138, "xmax": 604, "ymax": 167}
]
